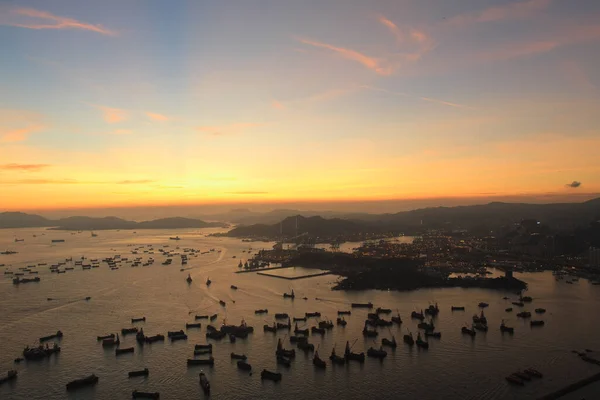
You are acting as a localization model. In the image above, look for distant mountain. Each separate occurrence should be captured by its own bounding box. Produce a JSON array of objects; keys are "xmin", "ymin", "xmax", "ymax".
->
[
  {"xmin": 0, "ymin": 212, "xmax": 227, "ymax": 230},
  {"xmin": 206, "ymin": 208, "xmax": 372, "ymax": 225}
]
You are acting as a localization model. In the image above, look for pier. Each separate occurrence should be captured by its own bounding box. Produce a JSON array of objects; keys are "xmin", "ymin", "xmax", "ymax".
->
[
  {"xmin": 257, "ymin": 271, "xmax": 332, "ymax": 280},
  {"xmin": 537, "ymin": 371, "xmax": 600, "ymax": 400}
]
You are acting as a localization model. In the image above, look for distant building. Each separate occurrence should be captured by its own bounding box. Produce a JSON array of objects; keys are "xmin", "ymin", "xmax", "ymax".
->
[{"xmin": 590, "ymin": 247, "xmax": 600, "ymax": 268}]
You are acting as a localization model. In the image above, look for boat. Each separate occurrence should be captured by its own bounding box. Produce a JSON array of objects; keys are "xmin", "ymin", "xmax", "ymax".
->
[
  {"xmin": 362, "ymin": 325, "xmax": 378, "ymax": 337},
  {"xmin": 530, "ymin": 320, "xmax": 545, "ymax": 326},
  {"xmin": 66, "ymin": 374, "xmax": 98, "ymax": 390},
  {"xmin": 416, "ymin": 333, "xmax": 429, "ymax": 349},
  {"xmin": 186, "ymin": 274, "xmax": 192, "ymax": 283},
  {"xmin": 506, "ymin": 375, "xmax": 524, "ymax": 386},
  {"xmin": 13, "ymin": 277, "xmax": 41, "ymax": 284},
  {"xmin": 524, "ymin": 368, "xmax": 543, "ymax": 378},
  {"xmin": 338, "ymin": 310, "xmax": 351, "ymax": 315},
  {"xmin": 195, "ymin": 315, "xmax": 209, "ymax": 320},
  {"xmin": 0, "ymin": 370, "xmax": 17, "ymax": 385},
  {"xmin": 199, "ymin": 371, "xmax": 210, "ymax": 394},
  {"xmin": 187, "ymin": 357, "xmax": 215, "ymax": 366},
  {"xmin": 206, "ymin": 330, "xmax": 226, "ymax": 340},
  {"xmin": 513, "ymin": 371, "xmax": 531, "ymax": 381},
  {"xmin": 144, "ymin": 334, "xmax": 164, "ymax": 343},
  {"xmin": 312, "ymin": 326, "xmax": 326, "ymax": 335},
  {"xmin": 461, "ymin": 326, "xmax": 476, "ymax": 337},
  {"xmin": 132, "ymin": 317, "xmax": 146, "ymax": 323},
  {"xmin": 329, "ymin": 348, "xmax": 346, "ymax": 365},
  {"xmin": 418, "ymin": 320, "xmax": 435, "ymax": 331},
  {"xmin": 376, "ymin": 307, "xmax": 392, "ymax": 314},
  {"xmin": 500, "ymin": 321, "xmax": 514, "ymax": 333},
  {"xmin": 473, "ymin": 322, "xmax": 488, "ymax": 332},
  {"xmin": 219, "ymin": 300, "xmax": 226, "ymax": 307},
  {"xmin": 411, "ymin": 311, "xmax": 425, "ymax": 320},
  {"xmin": 169, "ymin": 236, "xmax": 180, "ymax": 241},
  {"xmin": 305, "ymin": 312, "xmax": 321, "ymax": 318},
  {"xmin": 283, "ymin": 289, "xmax": 295, "ymax": 299},
  {"xmin": 425, "ymin": 331, "xmax": 442, "ymax": 339},
  {"xmin": 206, "ymin": 277, "xmax": 211, "ymax": 286},
  {"xmin": 472, "ymin": 310, "xmax": 487, "ymax": 324},
  {"xmin": 261, "ymin": 369, "xmax": 282, "ymax": 382},
  {"xmin": 336, "ymin": 317, "xmax": 347, "ymax": 326},
  {"xmin": 318, "ymin": 320, "xmax": 334, "ymax": 329},
  {"xmin": 313, "ymin": 351, "xmax": 327, "ymax": 368},
  {"xmin": 254, "ymin": 309, "xmax": 268, "ymax": 314},
  {"xmin": 517, "ymin": 311, "xmax": 531, "ymax": 318},
  {"xmin": 210, "ymin": 314, "xmax": 218, "ymax": 321},
  {"xmin": 237, "ymin": 360, "xmax": 252, "ymax": 371},
  {"xmin": 136, "ymin": 329, "xmax": 145, "ymax": 343},
  {"xmin": 103, "ymin": 334, "xmax": 120, "ymax": 347},
  {"xmin": 478, "ymin": 302, "xmax": 489, "ymax": 308},
  {"xmin": 512, "ymin": 301, "xmax": 524, "ymax": 307},
  {"xmin": 168, "ymin": 330, "xmax": 185, "ymax": 337},
  {"xmin": 122, "ymin": 327, "xmax": 139, "ymax": 335},
  {"xmin": 51, "ymin": 239, "xmax": 65, "ymax": 243},
  {"xmin": 277, "ymin": 318, "xmax": 292, "ymax": 330},
  {"xmin": 294, "ymin": 323, "xmax": 309, "ymax": 335},
  {"xmin": 275, "ymin": 313, "xmax": 289, "ymax": 320},
  {"xmin": 170, "ymin": 333, "xmax": 188, "ymax": 341},
  {"xmin": 186, "ymin": 323, "xmax": 201, "ymax": 329},
  {"xmin": 535, "ymin": 308, "xmax": 546, "ymax": 314},
  {"xmin": 451, "ymin": 306, "xmax": 465, "ymax": 311},
  {"xmin": 367, "ymin": 346, "xmax": 388, "ymax": 359},
  {"xmin": 392, "ymin": 313, "xmax": 402, "ymax": 324},
  {"xmin": 264, "ymin": 323, "xmax": 277, "ymax": 333},
  {"xmin": 505, "ymin": 308, "xmax": 513, "ymax": 312},
  {"xmin": 230, "ymin": 285, "xmax": 238, "ymax": 290},
  {"xmin": 23, "ymin": 343, "xmax": 61, "ymax": 360},
  {"xmin": 277, "ymin": 355, "xmax": 292, "ymax": 367},
  {"xmin": 128, "ymin": 368, "xmax": 149, "ymax": 377},
  {"xmin": 116, "ymin": 347, "xmax": 134, "ymax": 355},
  {"xmin": 195, "ymin": 344, "xmax": 213, "ymax": 351},
  {"xmin": 276, "ymin": 338, "xmax": 296, "ymax": 358},
  {"xmin": 13, "ymin": 358, "xmax": 23, "ymax": 363},
  {"xmin": 424, "ymin": 303, "xmax": 439, "ymax": 316},
  {"xmin": 351, "ymin": 302, "xmax": 373, "ymax": 309},
  {"xmin": 132, "ymin": 391, "xmax": 160, "ymax": 399},
  {"xmin": 39, "ymin": 331, "xmax": 63, "ymax": 342},
  {"xmin": 344, "ymin": 341, "xmax": 365, "ymax": 362},
  {"xmin": 294, "ymin": 316, "xmax": 307, "ymax": 322},
  {"xmin": 230, "ymin": 352, "xmax": 247, "ymax": 360},
  {"xmin": 520, "ymin": 295, "xmax": 533, "ymax": 302}
]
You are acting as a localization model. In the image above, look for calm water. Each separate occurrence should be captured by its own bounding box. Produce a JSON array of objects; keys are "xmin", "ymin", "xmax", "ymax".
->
[{"xmin": 1, "ymin": 228, "xmax": 599, "ymax": 400}]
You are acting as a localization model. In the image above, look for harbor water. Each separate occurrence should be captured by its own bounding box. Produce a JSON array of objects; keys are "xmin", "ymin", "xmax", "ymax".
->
[{"xmin": 1, "ymin": 228, "xmax": 599, "ymax": 400}]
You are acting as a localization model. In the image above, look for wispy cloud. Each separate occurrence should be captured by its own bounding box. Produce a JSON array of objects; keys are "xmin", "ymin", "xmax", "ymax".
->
[
  {"xmin": 146, "ymin": 112, "xmax": 169, "ymax": 122},
  {"xmin": 446, "ymin": 0, "xmax": 551, "ymax": 27},
  {"xmin": 0, "ymin": 110, "xmax": 47, "ymax": 143},
  {"xmin": 197, "ymin": 122, "xmax": 264, "ymax": 136},
  {"xmin": 379, "ymin": 16, "xmax": 404, "ymax": 43},
  {"xmin": 0, "ymin": 163, "xmax": 50, "ymax": 171},
  {"xmin": 361, "ymin": 85, "xmax": 474, "ymax": 110},
  {"xmin": 0, "ymin": 7, "xmax": 117, "ymax": 36},
  {"xmin": 227, "ymin": 191, "xmax": 269, "ymax": 195},
  {"xmin": 92, "ymin": 105, "xmax": 127, "ymax": 123},
  {"xmin": 271, "ymin": 101, "xmax": 286, "ymax": 110},
  {"xmin": 116, "ymin": 179, "xmax": 155, "ymax": 185},
  {"xmin": 297, "ymin": 38, "xmax": 392, "ymax": 76},
  {"xmin": 0, "ymin": 178, "xmax": 82, "ymax": 185},
  {"xmin": 110, "ymin": 129, "xmax": 133, "ymax": 135}
]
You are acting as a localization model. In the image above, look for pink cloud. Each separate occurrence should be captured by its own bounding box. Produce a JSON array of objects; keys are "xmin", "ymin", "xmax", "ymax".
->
[
  {"xmin": 92, "ymin": 105, "xmax": 127, "ymax": 123},
  {"xmin": 0, "ymin": 110, "xmax": 46, "ymax": 143},
  {"xmin": 0, "ymin": 7, "xmax": 117, "ymax": 36},
  {"xmin": 271, "ymin": 101, "xmax": 285, "ymax": 110},
  {"xmin": 111, "ymin": 129, "xmax": 133, "ymax": 135},
  {"xmin": 379, "ymin": 16, "xmax": 404, "ymax": 43},
  {"xmin": 0, "ymin": 163, "xmax": 50, "ymax": 171},
  {"xmin": 361, "ymin": 85, "xmax": 474, "ymax": 110},
  {"xmin": 146, "ymin": 112, "xmax": 169, "ymax": 122},
  {"xmin": 447, "ymin": 0, "xmax": 551, "ymax": 26}
]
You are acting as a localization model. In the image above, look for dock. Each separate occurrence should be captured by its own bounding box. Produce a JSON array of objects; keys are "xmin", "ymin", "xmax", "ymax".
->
[
  {"xmin": 537, "ymin": 371, "xmax": 600, "ymax": 400},
  {"xmin": 235, "ymin": 266, "xmax": 291, "ymax": 274}
]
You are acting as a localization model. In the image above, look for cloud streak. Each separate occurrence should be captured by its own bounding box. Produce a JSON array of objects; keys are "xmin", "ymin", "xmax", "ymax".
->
[
  {"xmin": 116, "ymin": 180, "xmax": 155, "ymax": 185},
  {"xmin": 0, "ymin": 110, "xmax": 47, "ymax": 143},
  {"xmin": 446, "ymin": 0, "xmax": 551, "ymax": 27},
  {"xmin": 146, "ymin": 112, "xmax": 169, "ymax": 122},
  {"xmin": 92, "ymin": 105, "xmax": 127, "ymax": 123},
  {"xmin": 227, "ymin": 191, "xmax": 269, "ymax": 195},
  {"xmin": 0, "ymin": 163, "xmax": 50, "ymax": 171},
  {"xmin": 0, "ymin": 7, "xmax": 117, "ymax": 36},
  {"xmin": 361, "ymin": 85, "xmax": 474, "ymax": 110},
  {"xmin": 197, "ymin": 122, "xmax": 264, "ymax": 136}
]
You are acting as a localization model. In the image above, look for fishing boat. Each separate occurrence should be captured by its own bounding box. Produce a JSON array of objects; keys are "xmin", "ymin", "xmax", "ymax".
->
[
  {"xmin": 186, "ymin": 274, "xmax": 192, "ymax": 283},
  {"xmin": 121, "ymin": 327, "xmax": 139, "ymax": 335},
  {"xmin": 330, "ymin": 348, "xmax": 346, "ymax": 365},
  {"xmin": 505, "ymin": 308, "xmax": 513, "ymax": 312},
  {"xmin": 255, "ymin": 309, "xmax": 268, "ymax": 314},
  {"xmin": 506, "ymin": 375, "xmax": 524, "ymax": 386},
  {"xmin": 403, "ymin": 332, "xmax": 415, "ymax": 345},
  {"xmin": 167, "ymin": 330, "xmax": 185, "ymax": 337},
  {"xmin": 313, "ymin": 351, "xmax": 327, "ymax": 368},
  {"xmin": 13, "ymin": 277, "xmax": 41, "ymax": 284},
  {"xmin": 277, "ymin": 355, "xmax": 292, "ymax": 367},
  {"xmin": 344, "ymin": 341, "xmax": 365, "ymax": 362},
  {"xmin": 219, "ymin": 300, "xmax": 226, "ymax": 307},
  {"xmin": 230, "ymin": 353, "xmax": 247, "ymax": 360},
  {"xmin": 294, "ymin": 323, "xmax": 309, "ymax": 335},
  {"xmin": 416, "ymin": 333, "xmax": 429, "ymax": 349},
  {"xmin": 116, "ymin": 347, "xmax": 134, "ymax": 355},
  {"xmin": 517, "ymin": 311, "xmax": 532, "ymax": 318},
  {"xmin": 472, "ymin": 310, "xmax": 487, "ymax": 324},
  {"xmin": 206, "ymin": 277, "xmax": 211, "ymax": 286},
  {"xmin": 520, "ymin": 295, "xmax": 533, "ymax": 302},
  {"xmin": 376, "ymin": 307, "xmax": 392, "ymax": 314},
  {"xmin": 338, "ymin": 310, "xmax": 351, "ymax": 315},
  {"xmin": 39, "ymin": 331, "xmax": 63, "ymax": 342},
  {"xmin": 297, "ymin": 340, "xmax": 315, "ymax": 352},
  {"xmin": 336, "ymin": 317, "xmax": 347, "ymax": 326},
  {"xmin": 362, "ymin": 325, "xmax": 378, "ymax": 337},
  {"xmin": 136, "ymin": 329, "xmax": 145, "ymax": 343},
  {"xmin": 425, "ymin": 331, "xmax": 442, "ymax": 339},
  {"xmin": 530, "ymin": 320, "xmax": 545, "ymax": 326},
  {"xmin": 261, "ymin": 369, "xmax": 282, "ymax": 382},
  {"xmin": 392, "ymin": 313, "xmax": 402, "ymax": 324},
  {"xmin": 283, "ymin": 289, "xmax": 295, "ymax": 299},
  {"xmin": 411, "ymin": 311, "xmax": 425, "ymax": 320},
  {"xmin": 305, "ymin": 312, "xmax": 321, "ymax": 318},
  {"xmin": 318, "ymin": 320, "xmax": 334, "ymax": 329},
  {"xmin": 473, "ymin": 322, "xmax": 488, "ymax": 332},
  {"xmin": 382, "ymin": 336, "xmax": 397, "ymax": 348},
  {"xmin": 500, "ymin": 321, "xmax": 514, "ymax": 333},
  {"xmin": 424, "ymin": 303, "xmax": 439, "ymax": 316},
  {"xmin": 418, "ymin": 320, "xmax": 435, "ymax": 331},
  {"xmin": 451, "ymin": 306, "xmax": 465, "ymax": 311},
  {"xmin": 206, "ymin": 330, "xmax": 226, "ymax": 340},
  {"xmin": 293, "ymin": 316, "xmax": 307, "ymax": 322},
  {"xmin": 66, "ymin": 374, "xmax": 98, "ymax": 391},
  {"xmin": 195, "ymin": 315, "xmax": 209, "ymax": 320},
  {"xmin": 0, "ymin": 370, "xmax": 17, "ymax": 385},
  {"xmin": 195, "ymin": 344, "xmax": 213, "ymax": 351},
  {"xmin": 145, "ymin": 334, "xmax": 164, "ymax": 343},
  {"xmin": 524, "ymin": 368, "xmax": 543, "ymax": 378},
  {"xmin": 187, "ymin": 357, "xmax": 215, "ymax": 366},
  {"xmin": 535, "ymin": 308, "xmax": 546, "ymax": 314},
  {"xmin": 478, "ymin": 302, "xmax": 489, "ymax": 308},
  {"xmin": 277, "ymin": 318, "xmax": 292, "ymax": 330},
  {"xmin": 351, "ymin": 302, "xmax": 373, "ymax": 309},
  {"xmin": 237, "ymin": 361, "xmax": 252, "ymax": 371},
  {"xmin": 276, "ymin": 339, "xmax": 296, "ymax": 358},
  {"xmin": 230, "ymin": 285, "xmax": 238, "ymax": 290},
  {"xmin": 312, "ymin": 326, "xmax": 326, "ymax": 335},
  {"xmin": 512, "ymin": 301, "xmax": 525, "ymax": 307},
  {"xmin": 186, "ymin": 323, "xmax": 201, "ymax": 329},
  {"xmin": 103, "ymin": 334, "xmax": 120, "ymax": 347},
  {"xmin": 367, "ymin": 346, "xmax": 388, "ymax": 359},
  {"xmin": 199, "ymin": 371, "xmax": 210, "ymax": 393},
  {"xmin": 461, "ymin": 326, "xmax": 476, "ymax": 337},
  {"xmin": 128, "ymin": 368, "xmax": 149, "ymax": 377},
  {"xmin": 132, "ymin": 391, "xmax": 160, "ymax": 399},
  {"xmin": 210, "ymin": 314, "xmax": 218, "ymax": 321},
  {"xmin": 275, "ymin": 313, "xmax": 289, "ymax": 319}
]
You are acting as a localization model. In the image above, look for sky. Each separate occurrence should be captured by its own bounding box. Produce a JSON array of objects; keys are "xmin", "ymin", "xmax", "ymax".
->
[{"xmin": 1, "ymin": 0, "xmax": 600, "ymax": 212}]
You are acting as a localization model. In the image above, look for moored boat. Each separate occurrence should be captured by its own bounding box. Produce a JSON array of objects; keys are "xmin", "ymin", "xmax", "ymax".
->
[
  {"xmin": 277, "ymin": 355, "xmax": 292, "ymax": 367},
  {"xmin": 131, "ymin": 317, "xmax": 146, "ymax": 323},
  {"xmin": 351, "ymin": 302, "xmax": 373, "ymax": 308},
  {"xmin": 376, "ymin": 307, "xmax": 392, "ymax": 314},
  {"xmin": 506, "ymin": 375, "xmax": 524, "ymax": 385},
  {"xmin": 404, "ymin": 332, "xmax": 415, "ymax": 345},
  {"xmin": 195, "ymin": 344, "xmax": 213, "ymax": 351},
  {"xmin": 255, "ymin": 309, "xmax": 268, "ymax": 314},
  {"xmin": 0, "ymin": 370, "xmax": 17, "ymax": 385},
  {"xmin": 210, "ymin": 314, "xmax": 218, "ymax": 321},
  {"xmin": 186, "ymin": 323, "xmax": 201, "ymax": 329},
  {"xmin": 416, "ymin": 333, "xmax": 429, "ymax": 349},
  {"xmin": 170, "ymin": 333, "xmax": 188, "ymax": 341},
  {"xmin": 122, "ymin": 327, "xmax": 139, "ymax": 335},
  {"xmin": 535, "ymin": 308, "xmax": 546, "ymax": 314},
  {"xmin": 294, "ymin": 316, "xmax": 307, "ymax": 322},
  {"xmin": 283, "ymin": 289, "xmax": 295, "ymax": 299},
  {"xmin": 392, "ymin": 313, "xmax": 402, "ymax": 324},
  {"xmin": 336, "ymin": 317, "xmax": 347, "ymax": 326},
  {"xmin": 128, "ymin": 368, "xmax": 149, "ymax": 377},
  {"xmin": 478, "ymin": 302, "xmax": 489, "ymax": 308},
  {"xmin": 230, "ymin": 285, "xmax": 238, "ymax": 290},
  {"xmin": 264, "ymin": 323, "xmax": 277, "ymax": 333},
  {"xmin": 367, "ymin": 346, "xmax": 388, "ymax": 359},
  {"xmin": 530, "ymin": 320, "xmax": 545, "ymax": 326},
  {"xmin": 344, "ymin": 341, "xmax": 365, "ymax": 362},
  {"xmin": 505, "ymin": 307, "xmax": 513, "ymax": 312},
  {"xmin": 237, "ymin": 360, "xmax": 252, "ymax": 371},
  {"xmin": 500, "ymin": 321, "xmax": 514, "ymax": 333},
  {"xmin": 305, "ymin": 312, "xmax": 321, "ymax": 318},
  {"xmin": 97, "ymin": 333, "xmax": 115, "ymax": 341},
  {"xmin": 294, "ymin": 323, "xmax": 309, "ymax": 335},
  {"xmin": 132, "ymin": 391, "xmax": 160, "ymax": 399},
  {"xmin": 39, "ymin": 330, "xmax": 63, "ymax": 342},
  {"xmin": 195, "ymin": 315, "xmax": 209, "ymax": 320},
  {"xmin": 313, "ymin": 351, "xmax": 327, "ymax": 368},
  {"xmin": 329, "ymin": 348, "xmax": 346, "ymax": 365},
  {"xmin": 524, "ymin": 368, "xmax": 543, "ymax": 378},
  {"xmin": 517, "ymin": 311, "xmax": 531, "ymax": 318},
  {"xmin": 199, "ymin": 371, "xmax": 210, "ymax": 393},
  {"xmin": 451, "ymin": 306, "xmax": 465, "ymax": 311},
  {"xmin": 461, "ymin": 326, "xmax": 476, "ymax": 337},
  {"xmin": 187, "ymin": 357, "xmax": 215, "ymax": 366},
  {"xmin": 338, "ymin": 310, "xmax": 351, "ymax": 315},
  {"xmin": 274, "ymin": 313, "xmax": 289, "ymax": 319},
  {"xmin": 230, "ymin": 352, "xmax": 247, "ymax": 360},
  {"xmin": 261, "ymin": 369, "xmax": 282, "ymax": 382},
  {"xmin": 382, "ymin": 336, "xmax": 397, "ymax": 348},
  {"xmin": 425, "ymin": 332, "xmax": 442, "ymax": 339},
  {"xmin": 116, "ymin": 347, "xmax": 134, "ymax": 355},
  {"xmin": 66, "ymin": 374, "xmax": 98, "ymax": 390},
  {"xmin": 411, "ymin": 311, "xmax": 425, "ymax": 320},
  {"xmin": 144, "ymin": 334, "xmax": 164, "ymax": 343}
]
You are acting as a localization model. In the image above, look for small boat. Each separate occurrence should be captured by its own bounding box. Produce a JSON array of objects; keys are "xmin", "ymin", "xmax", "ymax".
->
[
  {"xmin": 206, "ymin": 331, "xmax": 226, "ymax": 340},
  {"xmin": 411, "ymin": 311, "xmax": 425, "ymax": 320},
  {"xmin": 462, "ymin": 326, "xmax": 476, "ymax": 337},
  {"xmin": 116, "ymin": 347, "xmax": 134, "ymax": 355},
  {"xmin": 336, "ymin": 317, "xmax": 347, "ymax": 326},
  {"xmin": 275, "ymin": 313, "xmax": 289, "ymax": 319},
  {"xmin": 186, "ymin": 274, "xmax": 192, "ymax": 283},
  {"xmin": 313, "ymin": 351, "xmax": 327, "ymax": 368},
  {"xmin": 66, "ymin": 374, "xmax": 98, "ymax": 391},
  {"xmin": 530, "ymin": 320, "xmax": 545, "ymax": 327},
  {"xmin": 500, "ymin": 321, "xmax": 514, "ymax": 333},
  {"xmin": 170, "ymin": 333, "xmax": 188, "ymax": 341},
  {"xmin": 318, "ymin": 320, "xmax": 334, "ymax": 329},
  {"xmin": 404, "ymin": 332, "xmax": 415, "ymax": 345},
  {"xmin": 237, "ymin": 360, "xmax": 252, "ymax": 371},
  {"xmin": 283, "ymin": 289, "xmax": 295, "ymax": 299},
  {"xmin": 230, "ymin": 352, "xmax": 247, "ymax": 360},
  {"xmin": 293, "ymin": 316, "xmax": 307, "ymax": 322},
  {"xmin": 276, "ymin": 339, "xmax": 296, "ymax": 358},
  {"xmin": 294, "ymin": 323, "xmax": 309, "ymax": 335},
  {"xmin": 505, "ymin": 308, "xmax": 513, "ymax": 312},
  {"xmin": 131, "ymin": 317, "xmax": 146, "ymax": 323},
  {"xmin": 277, "ymin": 355, "xmax": 292, "ymax": 367},
  {"xmin": 254, "ymin": 309, "xmax": 268, "ymax": 314},
  {"xmin": 187, "ymin": 357, "xmax": 215, "ymax": 366},
  {"xmin": 206, "ymin": 278, "xmax": 211, "ymax": 286},
  {"xmin": 199, "ymin": 371, "xmax": 210, "ymax": 394},
  {"xmin": 132, "ymin": 391, "xmax": 160, "ymax": 399},
  {"xmin": 261, "ymin": 369, "xmax": 282, "ymax": 382},
  {"xmin": 338, "ymin": 310, "xmax": 351, "ymax": 315},
  {"xmin": 329, "ymin": 348, "xmax": 346, "ymax": 365},
  {"xmin": 473, "ymin": 310, "xmax": 487, "ymax": 324},
  {"xmin": 376, "ymin": 307, "xmax": 392, "ymax": 314},
  {"xmin": 524, "ymin": 368, "xmax": 543, "ymax": 378},
  {"xmin": 136, "ymin": 329, "xmax": 145, "ymax": 343},
  {"xmin": 478, "ymin": 302, "xmax": 489, "ymax": 308},
  {"xmin": 362, "ymin": 324, "xmax": 378, "ymax": 337},
  {"xmin": 219, "ymin": 300, "xmax": 226, "ymax": 307},
  {"xmin": 264, "ymin": 323, "xmax": 277, "ymax": 333},
  {"xmin": 144, "ymin": 334, "xmax": 164, "ymax": 343},
  {"xmin": 103, "ymin": 334, "xmax": 120, "ymax": 347},
  {"xmin": 418, "ymin": 320, "xmax": 435, "ymax": 331},
  {"xmin": 128, "ymin": 368, "xmax": 149, "ymax": 377},
  {"xmin": 517, "ymin": 311, "xmax": 531, "ymax": 318},
  {"xmin": 513, "ymin": 371, "xmax": 531, "ymax": 381},
  {"xmin": 195, "ymin": 344, "xmax": 213, "ymax": 351},
  {"xmin": 186, "ymin": 323, "xmax": 201, "ymax": 329},
  {"xmin": 344, "ymin": 342, "xmax": 365, "ymax": 362},
  {"xmin": 473, "ymin": 322, "xmax": 488, "ymax": 332},
  {"xmin": 512, "ymin": 301, "xmax": 524, "ymax": 307},
  {"xmin": 122, "ymin": 327, "xmax": 139, "ymax": 335},
  {"xmin": 425, "ymin": 332, "xmax": 442, "ymax": 339},
  {"xmin": 0, "ymin": 370, "xmax": 17, "ymax": 385},
  {"xmin": 230, "ymin": 285, "xmax": 238, "ymax": 290},
  {"xmin": 194, "ymin": 349, "xmax": 212, "ymax": 355},
  {"xmin": 168, "ymin": 330, "xmax": 185, "ymax": 337},
  {"xmin": 451, "ymin": 306, "xmax": 465, "ymax": 311},
  {"xmin": 367, "ymin": 346, "xmax": 388, "ymax": 359},
  {"xmin": 416, "ymin": 333, "xmax": 429, "ymax": 349},
  {"xmin": 195, "ymin": 315, "xmax": 209, "ymax": 320},
  {"xmin": 424, "ymin": 303, "xmax": 439, "ymax": 316},
  {"xmin": 535, "ymin": 308, "xmax": 546, "ymax": 314},
  {"xmin": 210, "ymin": 314, "xmax": 218, "ymax": 321},
  {"xmin": 39, "ymin": 331, "xmax": 63, "ymax": 342},
  {"xmin": 97, "ymin": 333, "xmax": 115, "ymax": 341},
  {"xmin": 521, "ymin": 295, "xmax": 533, "ymax": 302},
  {"xmin": 392, "ymin": 313, "xmax": 402, "ymax": 324},
  {"xmin": 351, "ymin": 302, "xmax": 373, "ymax": 309},
  {"xmin": 382, "ymin": 336, "xmax": 397, "ymax": 348},
  {"xmin": 506, "ymin": 375, "xmax": 524, "ymax": 386},
  {"xmin": 305, "ymin": 312, "xmax": 321, "ymax": 318}
]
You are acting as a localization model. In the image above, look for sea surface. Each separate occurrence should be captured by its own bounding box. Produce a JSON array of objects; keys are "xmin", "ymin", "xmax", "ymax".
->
[{"xmin": 1, "ymin": 228, "xmax": 599, "ymax": 400}]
